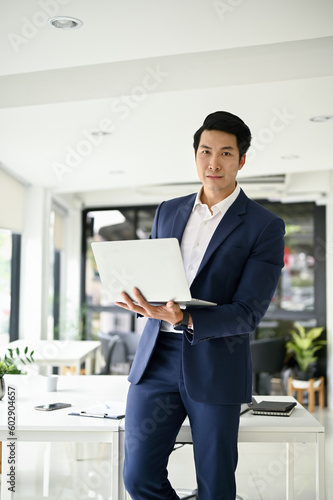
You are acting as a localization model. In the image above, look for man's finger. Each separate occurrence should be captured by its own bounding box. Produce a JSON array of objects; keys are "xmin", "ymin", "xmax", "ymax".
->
[
  {"xmin": 117, "ymin": 292, "xmax": 137, "ymax": 310},
  {"xmin": 114, "ymin": 301, "xmax": 129, "ymax": 309},
  {"xmin": 132, "ymin": 288, "xmax": 149, "ymax": 308}
]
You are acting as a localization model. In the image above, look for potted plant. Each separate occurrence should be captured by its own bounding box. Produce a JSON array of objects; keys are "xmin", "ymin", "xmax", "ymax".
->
[
  {"xmin": 0, "ymin": 361, "xmax": 15, "ymax": 399},
  {"xmin": 3, "ymin": 346, "xmax": 35, "ymax": 374},
  {"xmin": 0, "ymin": 346, "xmax": 35, "ymax": 400},
  {"xmin": 286, "ymin": 323, "xmax": 326, "ymax": 380}
]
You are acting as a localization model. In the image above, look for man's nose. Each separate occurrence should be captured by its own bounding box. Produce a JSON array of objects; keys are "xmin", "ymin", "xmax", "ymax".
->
[{"xmin": 209, "ymin": 156, "xmax": 221, "ymax": 170}]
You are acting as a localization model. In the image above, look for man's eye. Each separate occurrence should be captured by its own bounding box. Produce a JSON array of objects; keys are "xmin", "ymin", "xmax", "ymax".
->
[{"xmin": 222, "ymin": 152, "xmax": 231, "ymax": 156}]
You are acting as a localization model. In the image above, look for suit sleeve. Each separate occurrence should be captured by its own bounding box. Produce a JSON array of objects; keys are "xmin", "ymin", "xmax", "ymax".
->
[{"xmin": 186, "ymin": 217, "xmax": 285, "ymax": 345}]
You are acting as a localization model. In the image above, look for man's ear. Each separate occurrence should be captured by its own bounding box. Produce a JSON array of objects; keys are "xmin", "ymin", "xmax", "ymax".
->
[{"xmin": 238, "ymin": 154, "xmax": 246, "ymax": 171}]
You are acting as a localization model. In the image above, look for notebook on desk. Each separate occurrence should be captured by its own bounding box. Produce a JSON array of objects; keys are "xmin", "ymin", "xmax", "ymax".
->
[
  {"xmin": 91, "ymin": 238, "xmax": 217, "ymax": 307},
  {"xmin": 251, "ymin": 400, "xmax": 297, "ymax": 417}
]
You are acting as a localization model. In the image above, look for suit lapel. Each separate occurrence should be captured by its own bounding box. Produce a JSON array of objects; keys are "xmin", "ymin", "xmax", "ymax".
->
[
  {"xmin": 170, "ymin": 194, "xmax": 196, "ymax": 242},
  {"xmin": 195, "ymin": 189, "xmax": 248, "ymax": 278}
]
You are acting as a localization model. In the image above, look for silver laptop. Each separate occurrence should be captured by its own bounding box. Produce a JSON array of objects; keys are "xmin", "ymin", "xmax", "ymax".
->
[{"xmin": 91, "ymin": 238, "xmax": 216, "ymax": 307}]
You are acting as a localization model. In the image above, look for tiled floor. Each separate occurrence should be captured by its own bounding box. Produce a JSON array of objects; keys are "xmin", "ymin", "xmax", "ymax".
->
[{"xmin": 1, "ymin": 407, "xmax": 332, "ymax": 499}]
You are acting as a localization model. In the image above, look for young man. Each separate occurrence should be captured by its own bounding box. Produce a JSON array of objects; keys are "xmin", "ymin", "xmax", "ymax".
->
[{"xmin": 116, "ymin": 111, "xmax": 285, "ymax": 499}]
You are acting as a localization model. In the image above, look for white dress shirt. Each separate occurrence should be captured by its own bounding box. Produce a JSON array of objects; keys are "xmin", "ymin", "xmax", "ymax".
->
[{"xmin": 161, "ymin": 183, "xmax": 241, "ymax": 332}]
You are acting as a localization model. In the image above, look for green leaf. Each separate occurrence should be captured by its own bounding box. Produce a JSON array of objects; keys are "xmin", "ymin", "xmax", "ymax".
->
[
  {"xmin": 287, "ymin": 323, "xmax": 326, "ymax": 372},
  {"xmin": 305, "ymin": 327, "xmax": 321, "ymax": 339}
]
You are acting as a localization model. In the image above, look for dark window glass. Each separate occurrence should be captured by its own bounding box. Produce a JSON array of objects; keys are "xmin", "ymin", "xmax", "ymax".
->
[
  {"xmin": 0, "ymin": 230, "xmax": 21, "ymax": 345},
  {"xmin": 0, "ymin": 229, "xmax": 12, "ymax": 345},
  {"xmin": 260, "ymin": 202, "xmax": 315, "ymax": 314},
  {"xmin": 83, "ymin": 207, "xmax": 156, "ymax": 338}
]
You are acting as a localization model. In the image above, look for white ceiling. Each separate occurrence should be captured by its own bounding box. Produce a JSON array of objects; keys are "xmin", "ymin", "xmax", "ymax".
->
[{"xmin": 0, "ymin": 0, "xmax": 333, "ymax": 207}]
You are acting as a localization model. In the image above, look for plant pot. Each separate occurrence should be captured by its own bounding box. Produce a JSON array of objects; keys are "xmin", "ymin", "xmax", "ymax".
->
[
  {"xmin": 296, "ymin": 371, "xmax": 311, "ymax": 381},
  {"xmin": 295, "ymin": 364, "xmax": 316, "ymax": 381},
  {"xmin": 0, "ymin": 377, "xmax": 5, "ymax": 400}
]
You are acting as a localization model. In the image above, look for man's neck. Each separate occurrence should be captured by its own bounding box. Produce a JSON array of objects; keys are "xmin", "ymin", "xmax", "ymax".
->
[{"xmin": 200, "ymin": 185, "xmax": 236, "ymax": 213}]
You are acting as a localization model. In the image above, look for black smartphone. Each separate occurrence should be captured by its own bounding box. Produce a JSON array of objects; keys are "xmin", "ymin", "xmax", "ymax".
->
[{"xmin": 35, "ymin": 403, "xmax": 72, "ymax": 411}]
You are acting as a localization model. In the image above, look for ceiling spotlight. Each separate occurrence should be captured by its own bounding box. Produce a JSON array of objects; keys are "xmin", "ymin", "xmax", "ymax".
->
[
  {"xmin": 281, "ymin": 155, "xmax": 300, "ymax": 160},
  {"xmin": 90, "ymin": 130, "xmax": 112, "ymax": 137},
  {"xmin": 49, "ymin": 16, "xmax": 83, "ymax": 30},
  {"xmin": 309, "ymin": 115, "xmax": 333, "ymax": 123},
  {"xmin": 108, "ymin": 170, "xmax": 125, "ymax": 175}
]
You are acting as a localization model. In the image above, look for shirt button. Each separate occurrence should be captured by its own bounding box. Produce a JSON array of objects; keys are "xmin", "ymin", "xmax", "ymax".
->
[
  {"xmin": 195, "ymin": 242, "xmax": 200, "ymax": 247},
  {"xmin": 189, "ymin": 265, "xmax": 193, "ymax": 271}
]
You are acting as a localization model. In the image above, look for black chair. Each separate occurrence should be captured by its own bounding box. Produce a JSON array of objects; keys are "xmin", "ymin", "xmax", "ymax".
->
[
  {"xmin": 117, "ymin": 331, "xmax": 141, "ymax": 366},
  {"xmin": 97, "ymin": 334, "xmax": 124, "ymax": 374},
  {"xmin": 97, "ymin": 331, "xmax": 140, "ymax": 375},
  {"xmin": 250, "ymin": 337, "xmax": 286, "ymax": 394}
]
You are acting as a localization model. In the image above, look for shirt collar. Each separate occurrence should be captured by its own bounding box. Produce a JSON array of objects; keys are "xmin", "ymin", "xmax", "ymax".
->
[{"xmin": 193, "ymin": 183, "xmax": 241, "ymax": 214}]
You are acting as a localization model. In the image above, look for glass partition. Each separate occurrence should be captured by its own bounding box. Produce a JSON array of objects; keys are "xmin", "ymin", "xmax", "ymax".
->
[
  {"xmin": 0, "ymin": 229, "xmax": 12, "ymax": 345},
  {"xmin": 83, "ymin": 206, "xmax": 157, "ymax": 338},
  {"xmin": 262, "ymin": 202, "xmax": 315, "ymax": 314}
]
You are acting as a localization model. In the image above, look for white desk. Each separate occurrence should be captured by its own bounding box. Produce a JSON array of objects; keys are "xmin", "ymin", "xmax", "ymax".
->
[
  {"xmin": 0, "ymin": 374, "xmax": 129, "ymax": 500},
  {"xmin": 172, "ymin": 395, "xmax": 325, "ymax": 500},
  {"xmin": 2, "ymin": 339, "xmax": 102, "ymax": 375},
  {"xmin": 0, "ymin": 377, "xmax": 325, "ymax": 500}
]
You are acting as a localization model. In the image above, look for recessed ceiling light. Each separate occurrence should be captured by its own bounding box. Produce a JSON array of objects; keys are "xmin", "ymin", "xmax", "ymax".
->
[
  {"xmin": 90, "ymin": 130, "xmax": 112, "ymax": 137},
  {"xmin": 281, "ymin": 155, "xmax": 300, "ymax": 160},
  {"xmin": 309, "ymin": 115, "xmax": 333, "ymax": 123},
  {"xmin": 49, "ymin": 16, "xmax": 83, "ymax": 30},
  {"xmin": 108, "ymin": 170, "xmax": 125, "ymax": 175}
]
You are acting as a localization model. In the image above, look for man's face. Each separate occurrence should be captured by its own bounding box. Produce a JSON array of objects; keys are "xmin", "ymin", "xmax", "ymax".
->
[{"xmin": 195, "ymin": 129, "xmax": 246, "ymax": 202}]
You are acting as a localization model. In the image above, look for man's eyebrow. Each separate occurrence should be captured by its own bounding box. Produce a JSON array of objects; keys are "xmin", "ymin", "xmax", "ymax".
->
[{"xmin": 199, "ymin": 144, "xmax": 235, "ymax": 150}]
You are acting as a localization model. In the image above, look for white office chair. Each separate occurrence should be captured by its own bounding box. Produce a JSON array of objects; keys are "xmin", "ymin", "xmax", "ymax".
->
[
  {"xmin": 176, "ymin": 489, "xmax": 197, "ymax": 499},
  {"xmin": 175, "ymin": 488, "xmax": 244, "ymax": 499}
]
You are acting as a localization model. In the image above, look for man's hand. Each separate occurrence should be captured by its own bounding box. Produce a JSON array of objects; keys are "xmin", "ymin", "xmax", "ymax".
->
[{"xmin": 115, "ymin": 287, "xmax": 184, "ymax": 325}]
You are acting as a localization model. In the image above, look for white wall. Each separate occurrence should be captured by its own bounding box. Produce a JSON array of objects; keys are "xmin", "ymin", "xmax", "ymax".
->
[
  {"xmin": 19, "ymin": 186, "xmax": 50, "ymax": 341},
  {"xmin": 19, "ymin": 187, "xmax": 82, "ymax": 342}
]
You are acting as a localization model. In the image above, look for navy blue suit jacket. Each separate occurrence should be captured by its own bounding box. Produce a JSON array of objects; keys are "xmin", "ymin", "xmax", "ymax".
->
[{"xmin": 128, "ymin": 189, "xmax": 285, "ymax": 404}]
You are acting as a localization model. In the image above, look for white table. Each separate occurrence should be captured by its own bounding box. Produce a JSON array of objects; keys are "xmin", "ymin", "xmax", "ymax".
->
[
  {"xmin": 172, "ymin": 395, "xmax": 326, "ymax": 500},
  {"xmin": 0, "ymin": 374, "xmax": 130, "ymax": 500},
  {"xmin": 0, "ymin": 377, "xmax": 325, "ymax": 500},
  {"xmin": 2, "ymin": 339, "xmax": 102, "ymax": 375}
]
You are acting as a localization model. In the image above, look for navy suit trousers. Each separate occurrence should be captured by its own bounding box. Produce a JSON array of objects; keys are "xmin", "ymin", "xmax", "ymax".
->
[{"xmin": 123, "ymin": 331, "xmax": 240, "ymax": 500}]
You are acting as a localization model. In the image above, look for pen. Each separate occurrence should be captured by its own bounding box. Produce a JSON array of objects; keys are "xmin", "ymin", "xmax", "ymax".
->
[{"xmin": 80, "ymin": 411, "xmax": 107, "ymax": 418}]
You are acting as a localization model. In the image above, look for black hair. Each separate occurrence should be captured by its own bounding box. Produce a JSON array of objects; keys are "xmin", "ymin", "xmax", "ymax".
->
[{"xmin": 193, "ymin": 111, "xmax": 252, "ymax": 158}]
